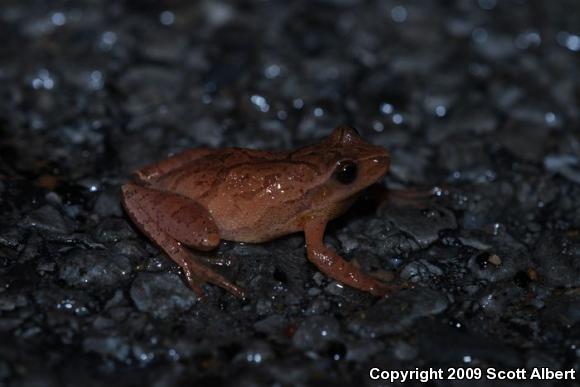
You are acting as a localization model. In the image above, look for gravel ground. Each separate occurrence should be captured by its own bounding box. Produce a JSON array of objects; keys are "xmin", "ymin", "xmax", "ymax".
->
[{"xmin": 1, "ymin": 0, "xmax": 580, "ymax": 386}]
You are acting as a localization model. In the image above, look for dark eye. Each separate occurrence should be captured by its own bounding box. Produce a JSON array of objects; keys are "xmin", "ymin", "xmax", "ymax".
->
[{"xmin": 335, "ymin": 160, "xmax": 358, "ymax": 185}]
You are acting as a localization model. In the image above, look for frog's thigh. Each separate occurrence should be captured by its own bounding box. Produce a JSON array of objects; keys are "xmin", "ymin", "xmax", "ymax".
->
[
  {"xmin": 122, "ymin": 182, "xmax": 244, "ymax": 298},
  {"xmin": 122, "ymin": 182, "xmax": 219, "ymax": 250}
]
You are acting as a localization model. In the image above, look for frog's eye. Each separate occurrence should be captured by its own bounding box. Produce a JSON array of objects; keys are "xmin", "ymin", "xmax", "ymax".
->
[{"xmin": 334, "ymin": 160, "xmax": 358, "ymax": 185}]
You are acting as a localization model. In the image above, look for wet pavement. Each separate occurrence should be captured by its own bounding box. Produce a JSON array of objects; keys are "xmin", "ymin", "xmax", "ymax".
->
[{"xmin": 1, "ymin": 0, "xmax": 580, "ymax": 386}]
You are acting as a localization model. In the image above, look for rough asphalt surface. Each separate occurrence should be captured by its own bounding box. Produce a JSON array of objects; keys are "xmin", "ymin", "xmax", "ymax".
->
[{"xmin": 1, "ymin": 1, "xmax": 580, "ymax": 386}]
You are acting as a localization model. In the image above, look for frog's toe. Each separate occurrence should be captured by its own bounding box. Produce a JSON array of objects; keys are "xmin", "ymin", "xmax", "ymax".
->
[
  {"xmin": 368, "ymin": 280, "xmax": 405, "ymax": 297},
  {"xmin": 211, "ymin": 275, "xmax": 245, "ymax": 299},
  {"xmin": 222, "ymin": 282, "xmax": 246, "ymax": 299},
  {"xmin": 182, "ymin": 267, "xmax": 245, "ymax": 300},
  {"xmin": 184, "ymin": 276, "xmax": 207, "ymax": 300},
  {"xmin": 402, "ymin": 280, "xmax": 416, "ymax": 290},
  {"xmin": 182, "ymin": 256, "xmax": 245, "ymax": 299}
]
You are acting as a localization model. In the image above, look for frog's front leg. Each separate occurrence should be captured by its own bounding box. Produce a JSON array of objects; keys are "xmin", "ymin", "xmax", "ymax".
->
[
  {"xmin": 303, "ymin": 218, "xmax": 401, "ymax": 297},
  {"xmin": 121, "ymin": 182, "xmax": 244, "ymax": 298}
]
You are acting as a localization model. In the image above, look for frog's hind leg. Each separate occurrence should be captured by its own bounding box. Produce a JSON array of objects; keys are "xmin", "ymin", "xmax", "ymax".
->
[{"xmin": 121, "ymin": 182, "xmax": 245, "ymax": 298}]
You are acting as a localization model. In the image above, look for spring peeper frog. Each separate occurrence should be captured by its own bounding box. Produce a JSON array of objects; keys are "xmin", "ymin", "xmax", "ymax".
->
[{"xmin": 122, "ymin": 126, "xmax": 399, "ymax": 298}]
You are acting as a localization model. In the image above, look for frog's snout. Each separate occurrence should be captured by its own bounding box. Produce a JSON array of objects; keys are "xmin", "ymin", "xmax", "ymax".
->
[
  {"xmin": 372, "ymin": 154, "xmax": 390, "ymax": 165},
  {"xmin": 371, "ymin": 154, "xmax": 390, "ymax": 174}
]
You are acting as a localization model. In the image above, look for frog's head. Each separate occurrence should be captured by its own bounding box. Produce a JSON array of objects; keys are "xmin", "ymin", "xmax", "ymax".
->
[{"xmin": 298, "ymin": 126, "xmax": 390, "ymax": 217}]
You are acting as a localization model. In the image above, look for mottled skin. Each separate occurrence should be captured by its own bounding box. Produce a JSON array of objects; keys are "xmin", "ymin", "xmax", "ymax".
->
[{"xmin": 122, "ymin": 126, "xmax": 399, "ymax": 298}]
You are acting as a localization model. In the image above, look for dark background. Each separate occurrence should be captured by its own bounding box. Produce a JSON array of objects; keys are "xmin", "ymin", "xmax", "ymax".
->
[{"xmin": 1, "ymin": 0, "xmax": 580, "ymax": 386}]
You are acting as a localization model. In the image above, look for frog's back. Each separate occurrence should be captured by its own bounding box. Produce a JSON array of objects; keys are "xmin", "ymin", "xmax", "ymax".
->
[
  {"xmin": 151, "ymin": 148, "xmax": 321, "ymax": 241},
  {"xmin": 151, "ymin": 148, "xmax": 281, "ymax": 197}
]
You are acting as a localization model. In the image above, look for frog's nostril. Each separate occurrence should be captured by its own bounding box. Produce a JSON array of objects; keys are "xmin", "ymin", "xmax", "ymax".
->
[
  {"xmin": 371, "ymin": 156, "xmax": 390, "ymax": 173},
  {"xmin": 372, "ymin": 156, "xmax": 389, "ymax": 164}
]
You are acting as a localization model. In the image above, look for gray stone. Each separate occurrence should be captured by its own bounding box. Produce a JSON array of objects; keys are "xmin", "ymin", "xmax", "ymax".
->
[
  {"xmin": 57, "ymin": 248, "xmax": 132, "ymax": 290},
  {"xmin": 534, "ymin": 234, "xmax": 580, "ymax": 288},
  {"xmin": 348, "ymin": 288, "xmax": 449, "ymax": 337},
  {"xmin": 130, "ymin": 272, "xmax": 197, "ymax": 319},
  {"xmin": 20, "ymin": 205, "xmax": 71, "ymax": 234},
  {"xmin": 292, "ymin": 315, "xmax": 341, "ymax": 351}
]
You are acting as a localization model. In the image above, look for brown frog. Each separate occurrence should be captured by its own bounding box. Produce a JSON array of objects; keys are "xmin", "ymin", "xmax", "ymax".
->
[{"xmin": 122, "ymin": 126, "xmax": 400, "ymax": 298}]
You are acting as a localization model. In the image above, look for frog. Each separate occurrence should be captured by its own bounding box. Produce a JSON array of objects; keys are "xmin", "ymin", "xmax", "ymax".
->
[{"xmin": 121, "ymin": 126, "xmax": 400, "ymax": 299}]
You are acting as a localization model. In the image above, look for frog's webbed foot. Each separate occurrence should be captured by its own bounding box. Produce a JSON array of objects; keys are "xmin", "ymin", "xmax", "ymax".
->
[
  {"xmin": 151, "ymin": 231, "xmax": 245, "ymax": 299},
  {"xmin": 197, "ymin": 254, "xmax": 235, "ymax": 267},
  {"xmin": 360, "ymin": 278, "xmax": 405, "ymax": 297},
  {"xmin": 165, "ymin": 240, "xmax": 245, "ymax": 299},
  {"xmin": 303, "ymin": 219, "xmax": 403, "ymax": 297},
  {"xmin": 121, "ymin": 182, "xmax": 245, "ymax": 299}
]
